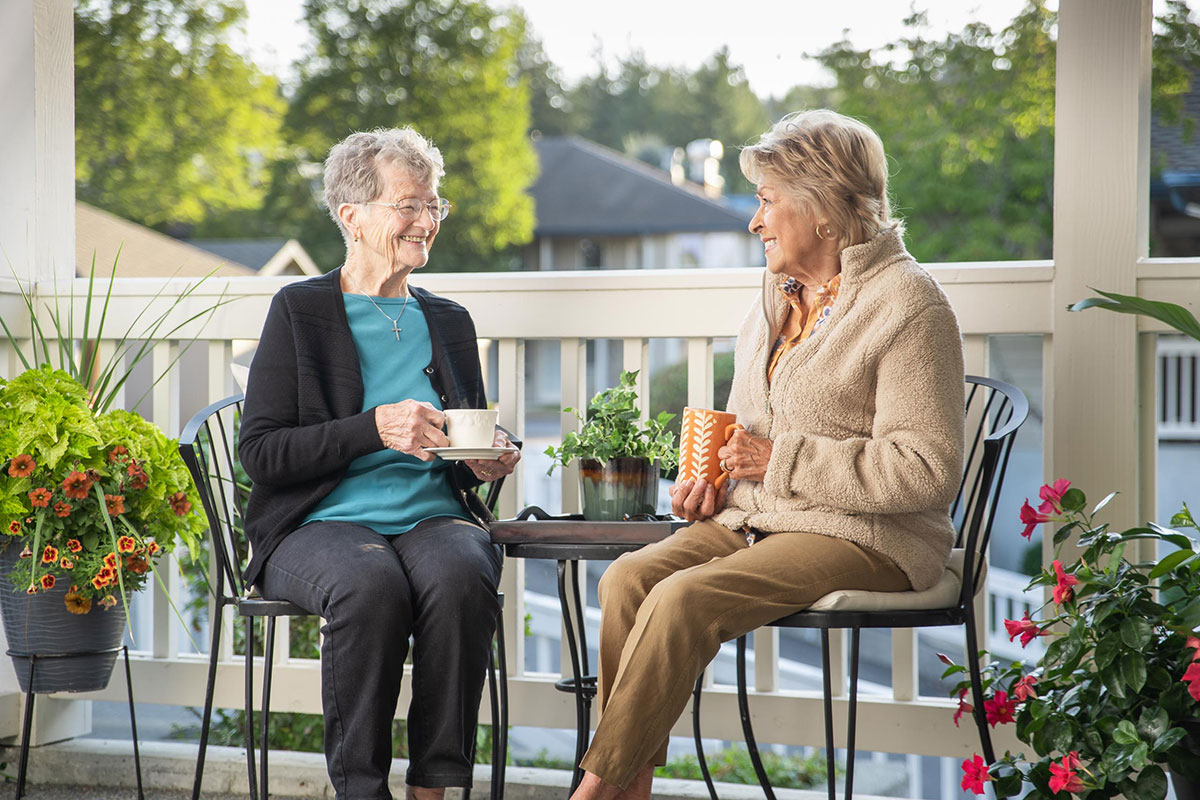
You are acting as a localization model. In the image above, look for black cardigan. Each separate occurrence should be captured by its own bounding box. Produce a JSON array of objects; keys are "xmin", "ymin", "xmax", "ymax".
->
[{"xmin": 239, "ymin": 268, "xmax": 491, "ymax": 587}]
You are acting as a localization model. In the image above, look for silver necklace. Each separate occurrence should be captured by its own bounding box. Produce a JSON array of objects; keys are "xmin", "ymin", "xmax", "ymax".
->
[{"xmin": 345, "ymin": 269, "xmax": 409, "ymax": 340}]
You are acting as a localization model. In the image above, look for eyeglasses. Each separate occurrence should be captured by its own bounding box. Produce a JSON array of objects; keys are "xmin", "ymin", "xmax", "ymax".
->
[{"xmin": 361, "ymin": 198, "xmax": 451, "ymax": 222}]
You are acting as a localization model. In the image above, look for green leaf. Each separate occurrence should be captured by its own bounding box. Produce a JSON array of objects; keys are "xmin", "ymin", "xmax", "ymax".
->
[
  {"xmin": 1152, "ymin": 727, "xmax": 1188, "ymax": 753},
  {"xmin": 1095, "ymin": 632, "xmax": 1123, "ymax": 669},
  {"xmin": 1130, "ymin": 764, "xmax": 1167, "ymax": 800},
  {"xmin": 1102, "ymin": 665, "xmax": 1127, "ymax": 700},
  {"xmin": 1060, "ymin": 487, "xmax": 1087, "ymax": 513},
  {"xmin": 1069, "ymin": 288, "xmax": 1200, "ymax": 341},
  {"xmin": 1136, "ymin": 707, "xmax": 1169, "ymax": 742},
  {"xmin": 1121, "ymin": 653, "xmax": 1148, "ymax": 693},
  {"xmin": 1150, "ymin": 548, "xmax": 1194, "ymax": 579},
  {"xmin": 1121, "ymin": 616, "xmax": 1153, "ymax": 649},
  {"xmin": 1179, "ymin": 596, "xmax": 1200, "ymax": 630},
  {"xmin": 1113, "ymin": 720, "xmax": 1141, "ymax": 745},
  {"xmin": 1091, "ymin": 491, "xmax": 1118, "ymax": 515}
]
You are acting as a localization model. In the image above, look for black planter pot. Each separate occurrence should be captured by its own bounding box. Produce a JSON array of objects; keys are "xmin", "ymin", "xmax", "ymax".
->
[
  {"xmin": 0, "ymin": 542, "xmax": 126, "ymax": 693},
  {"xmin": 579, "ymin": 457, "xmax": 659, "ymax": 521}
]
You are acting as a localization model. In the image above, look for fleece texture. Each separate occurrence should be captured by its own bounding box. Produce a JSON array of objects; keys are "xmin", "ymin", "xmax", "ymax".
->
[{"xmin": 713, "ymin": 227, "xmax": 965, "ymax": 591}]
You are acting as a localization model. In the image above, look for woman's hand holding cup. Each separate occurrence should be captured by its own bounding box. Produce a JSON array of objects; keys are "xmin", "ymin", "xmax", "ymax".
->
[
  {"xmin": 376, "ymin": 400, "xmax": 448, "ymax": 461},
  {"xmin": 716, "ymin": 429, "xmax": 774, "ymax": 484},
  {"xmin": 669, "ymin": 477, "xmax": 728, "ymax": 522}
]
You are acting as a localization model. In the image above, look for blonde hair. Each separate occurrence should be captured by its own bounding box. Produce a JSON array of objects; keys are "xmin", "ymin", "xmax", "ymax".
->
[
  {"xmin": 739, "ymin": 109, "xmax": 901, "ymax": 249},
  {"xmin": 323, "ymin": 127, "xmax": 445, "ymax": 240}
]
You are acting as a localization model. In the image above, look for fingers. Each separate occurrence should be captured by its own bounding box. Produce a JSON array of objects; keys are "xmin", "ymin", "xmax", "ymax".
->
[{"xmin": 669, "ymin": 479, "xmax": 715, "ymax": 521}]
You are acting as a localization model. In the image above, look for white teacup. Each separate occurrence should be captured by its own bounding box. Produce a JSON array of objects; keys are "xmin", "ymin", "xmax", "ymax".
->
[{"xmin": 443, "ymin": 408, "xmax": 499, "ymax": 448}]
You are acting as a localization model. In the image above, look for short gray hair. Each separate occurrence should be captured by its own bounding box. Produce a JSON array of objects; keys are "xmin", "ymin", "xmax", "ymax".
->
[
  {"xmin": 739, "ymin": 110, "xmax": 901, "ymax": 250},
  {"xmin": 322, "ymin": 127, "xmax": 445, "ymax": 239}
]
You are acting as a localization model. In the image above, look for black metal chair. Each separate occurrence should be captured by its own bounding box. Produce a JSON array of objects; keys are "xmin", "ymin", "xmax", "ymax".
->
[
  {"xmin": 691, "ymin": 375, "xmax": 1029, "ymax": 800},
  {"xmin": 180, "ymin": 394, "xmax": 511, "ymax": 800}
]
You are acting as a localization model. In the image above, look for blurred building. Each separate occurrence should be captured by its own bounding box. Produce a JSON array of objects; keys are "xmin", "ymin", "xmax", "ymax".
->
[{"xmin": 189, "ymin": 237, "xmax": 321, "ymax": 277}]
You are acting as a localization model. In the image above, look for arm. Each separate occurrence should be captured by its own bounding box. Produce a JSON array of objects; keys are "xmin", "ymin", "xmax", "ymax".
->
[
  {"xmin": 762, "ymin": 304, "xmax": 965, "ymax": 514},
  {"xmin": 238, "ymin": 292, "xmax": 383, "ymax": 488}
]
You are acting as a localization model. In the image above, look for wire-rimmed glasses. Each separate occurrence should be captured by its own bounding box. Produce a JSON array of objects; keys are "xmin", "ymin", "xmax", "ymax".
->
[{"xmin": 362, "ymin": 198, "xmax": 451, "ymax": 222}]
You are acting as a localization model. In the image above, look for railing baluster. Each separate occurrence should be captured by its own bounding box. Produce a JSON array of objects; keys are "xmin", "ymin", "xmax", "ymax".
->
[
  {"xmin": 560, "ymin": 338, "xmax": 586, "ymax": 515},
  {"xmin": 497, "ymin": 337, "xmax": 527, "ymax": 677},
  {"xmin": 622, "ymin": 338, "xmax": 649, "ymax": 423},
  {"xmin": 686, "ymin": 338, "xmax": 715, "ymax": 409}
]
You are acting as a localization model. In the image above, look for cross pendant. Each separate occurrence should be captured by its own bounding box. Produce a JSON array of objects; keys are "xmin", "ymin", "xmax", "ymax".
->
[{"xmin": 391, "ymin": 320, "xmax": 401, "ymax": 340}]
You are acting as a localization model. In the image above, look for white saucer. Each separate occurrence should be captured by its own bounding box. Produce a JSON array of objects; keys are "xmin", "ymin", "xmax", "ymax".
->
[{"xmin": 425, "ymin": 446, "xmax": 518, "ymax": 461}]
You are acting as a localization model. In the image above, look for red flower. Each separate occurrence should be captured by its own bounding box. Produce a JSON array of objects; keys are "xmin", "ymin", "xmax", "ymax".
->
[
  {"xmin": 91, "ymin": 574, "xmax": 108, "ymax": 590},
  {"xmin": 1183, "ymin": 661, "xmax": 1200, "ymax": 702},
  {"xmin": 27, "ymin": 488, "xmax": 51, "ymax": 508},
  {"xmin": 39, "ymin": 574, "xmax": 54, "ymax": 590},
  {"xmin": 124, "ymin": 556, "xmax": 148, "ymax": 575},
  {"xmin": 18, "ymin": 545, "xmax": 31, "ymax": 559},
  {"xmin": 59, "ymin": 557, "xmax": 74, "ymax": 569},
  {"xmin": 1019, "ymin": 499, "xmax": 1051, "ymax": 539},
  {"xmin": 54, "ymin": 501, "xmax": 71, "ymax": 518},
  {"xmin": 169, "ymin": 492, "xmax": 191, "ymax": 516},
  {"xmin": 128, "ymin": 465, "xmax": 148, "ymax": 490},
  {"xmin": 1004, "ymin": 612, "xmax": 1045, "ymax": 648},
  {"xmin": 104, "ymin": 494, "xmax": 126, "ymax": 516},
  {"xmin": 147, "ymin": 541, "xmax": 160, "ymax": 555},
  {"xmin": 103, "ymin": 552, "xmax": 118, "ymax": 569},
  {"xmin": 1048, "ymin": 752, "xmax": 1085, "ymax": 794},
  {"xmin": 1052, "ymin": 560, "xmax": 1080, "ymax": 605},
  {"xmin": 1186, "ymin": 635, "xmax": 1200, "ymax": 661},
  {"xmin": 1038, "ymin": 478, "xmax": 1071, "ymax": 514},
  {"xmin": 25, "ymin": 585, "xmax": 37, "ymax": 595},
  {"xmin": 41, "ymin": 545, "xmax": 58, "ymax": 564},
  {"xmin": 7, "ymin": 455, "xmax": 35, "ymax": 478},
  {"xmin": 953, "ymin": 689, "xmax": 973, "ymax": 727},
  {"xmin": 61, "ymin": 471, "xmax": 93, "ymax": 500},
  {"xmin": 66, "ymin": 538, "xmax": 82, "ymax": 553},
  {"xmin": 983, "ymin": 690, "xmax": 1018, "ymax": 727},
  {"xmin": 1013, "ymin": 674, "xmax": 1039, "ymax": 701},
  {"xmin": 117, "ymin": 536, "xmax": 136, "ymax": 553},
  {"xmin": 108, "ymin": 446, "xmax": 129, "ymax": 462},
  {"xmin": 960, "ymin": 754, "xmax": 990, "ymax": 795},
  {"xmin": 7, "ymin": 521, "xmax": 20, "ymax": 535}
]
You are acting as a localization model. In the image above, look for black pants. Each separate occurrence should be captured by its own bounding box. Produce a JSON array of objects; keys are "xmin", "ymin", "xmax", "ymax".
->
[{"xmin": 258, "ymin": 516, "xmax": 503, "ymax": 800}]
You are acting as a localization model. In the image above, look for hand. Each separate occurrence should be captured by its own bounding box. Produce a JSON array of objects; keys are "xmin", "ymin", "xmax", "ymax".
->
[
  {"xmin": 669, "ymin": 477, "xmax": 729, "ymax": 522},
  {"xmin": 465, "ymin": 429, "xmax": 520, "ymax": 482},
  {"xmin": 376, "ymin": 400, "xmax": 448, "ymax": 462},
  {"xmin": 717, "ymin": 429, "xmax": 773, "ymax": 484}
]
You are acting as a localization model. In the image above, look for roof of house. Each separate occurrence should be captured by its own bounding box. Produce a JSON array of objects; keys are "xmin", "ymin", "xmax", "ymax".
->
[
  {"xmin": 75, "ymin": 202, "xmax": 256, "ymax": 278},
  {"xmin": 1151, "ymin": 75, "xmax": 1200, "ymax": 180},
  {"xmin": 531, "ymin": 136, "xmax": 752, "ymax": 236},
  {"xmin": 189, "ymin": 237, "xmax": 322, "ymax": 276}
]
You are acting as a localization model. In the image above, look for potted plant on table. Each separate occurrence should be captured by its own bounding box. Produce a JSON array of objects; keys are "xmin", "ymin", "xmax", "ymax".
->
[
  {"xmin": 0, "ymin": 268, "xmax": 216, "ymax": 693},
  {"xmin": 545, "ymin": 370, "xmax": 679, "ymax": 521}
]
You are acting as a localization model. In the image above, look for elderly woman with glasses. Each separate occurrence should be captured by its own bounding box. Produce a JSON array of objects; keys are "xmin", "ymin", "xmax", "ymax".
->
[
  {"xmin": 570, "ymin": 110, "xmax": 965, "ymax": 800},
  {"xmin": 239, "ymin": 126, "xmax": 518, "ymax": 800}
]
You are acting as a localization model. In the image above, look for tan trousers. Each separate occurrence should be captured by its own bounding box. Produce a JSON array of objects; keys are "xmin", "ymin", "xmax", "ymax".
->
[{"xmin": 577, "ymin": 520, "xmax": 911, "ymax": 789}]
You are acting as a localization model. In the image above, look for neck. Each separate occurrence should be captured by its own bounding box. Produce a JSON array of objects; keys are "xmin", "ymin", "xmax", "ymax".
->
[
  {"xmin": 342, "ymin": 254, "xmax": 410, "ymax": 298},
  {"xmin": 784, "ymin": 252, "xmax": 841, "ymax": 290}
]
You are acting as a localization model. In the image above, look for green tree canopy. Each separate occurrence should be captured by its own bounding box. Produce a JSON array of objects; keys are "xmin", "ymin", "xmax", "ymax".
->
[
  {"xmin": 271, "ymin": 0, "xmax": 537, "ymax": 271},
  {"xmin": 74, "ymin": 0, "xmax": 285, "ymax": 235}
]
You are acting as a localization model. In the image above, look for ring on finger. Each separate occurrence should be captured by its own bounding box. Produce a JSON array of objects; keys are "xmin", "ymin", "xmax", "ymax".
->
[{"xmin": 720, "ymin": 459, "xmax": 730, "ymax": 473}]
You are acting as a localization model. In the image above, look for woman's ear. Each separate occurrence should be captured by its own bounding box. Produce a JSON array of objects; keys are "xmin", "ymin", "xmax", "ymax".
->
[{"xmin": 338, "ymin": 202, "xmax": 359, "ymax": 240}]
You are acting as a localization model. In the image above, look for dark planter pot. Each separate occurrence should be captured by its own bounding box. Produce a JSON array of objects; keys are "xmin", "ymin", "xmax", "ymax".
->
[
  {"xmin": 1172, "ymin": 720, "xmax": 1200, "ymax": 800},
  {"xmin": 0, "ymin": 542, "xmax": 126, "ymax": 693},
  {"xmin": 579, "ymin": 457, "xmax": 659, "ymax": 521}
]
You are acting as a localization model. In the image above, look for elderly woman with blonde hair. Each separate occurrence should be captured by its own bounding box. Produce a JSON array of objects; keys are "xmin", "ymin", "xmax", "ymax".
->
[
  {"xmin": 570, "ymin": 109, "xmax": 965, "ymax": 800},
  {"xmin": 240, "ymin": 127, "xmax": 519, "ymax": 800}
]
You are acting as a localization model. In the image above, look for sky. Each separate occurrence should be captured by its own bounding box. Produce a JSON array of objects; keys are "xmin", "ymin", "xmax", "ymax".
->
[{"xmin": 242, "ymin": 0, "xmax": 1050, "ymax": 98}]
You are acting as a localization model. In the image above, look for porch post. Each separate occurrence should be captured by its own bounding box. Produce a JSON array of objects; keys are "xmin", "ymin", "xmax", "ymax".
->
[
  {"xmin": 0, "ymin": 0, "xmax": 89, "ymax": 746},
  {"xmin": 1049, "ymin": 0, "xmax": 1150, "ymax": 529}
]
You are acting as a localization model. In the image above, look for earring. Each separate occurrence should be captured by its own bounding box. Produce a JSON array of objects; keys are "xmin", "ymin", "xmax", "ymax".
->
[{"xmin": 815, "ymin": 223, "xmax": 833, "ymax": 240}]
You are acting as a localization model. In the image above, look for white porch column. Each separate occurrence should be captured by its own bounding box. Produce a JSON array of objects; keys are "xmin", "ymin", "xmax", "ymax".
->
[
  {"xmin": 0, "ymin": 0, "xmax": 85, "ymax": 745},
  {"xmin": 0, "ymin": 0, "xmax": 75, "ymax": 285},
  {"xmin": 1049, "ymin": 0, "xmax": 1151, "ymax": 529}
]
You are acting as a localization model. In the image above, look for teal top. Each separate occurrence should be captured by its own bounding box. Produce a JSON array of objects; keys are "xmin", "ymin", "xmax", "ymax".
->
[{"xmin": 301, "ymin": 292, "xmax": 470, "ymax": 535}]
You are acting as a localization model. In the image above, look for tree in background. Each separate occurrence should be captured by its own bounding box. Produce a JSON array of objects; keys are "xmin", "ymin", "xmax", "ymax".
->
[
  {"xmin": 268, "ymin": 0, "xmax": 537, "ymax": 271},
  {"xmin": 75, "ymin": 0, "xmax": 285, "ymax": 236}
]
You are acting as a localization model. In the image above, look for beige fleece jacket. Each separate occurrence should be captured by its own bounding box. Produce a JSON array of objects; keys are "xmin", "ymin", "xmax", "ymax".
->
[{"xmin": 713, "ymin": 228, "xmax": 964, "ymax": 591}]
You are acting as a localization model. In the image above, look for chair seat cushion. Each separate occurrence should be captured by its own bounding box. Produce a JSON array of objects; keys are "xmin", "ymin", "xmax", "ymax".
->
[{"xmin": 807, "ymin": 549, "xmax": 982, "ymax": 612}]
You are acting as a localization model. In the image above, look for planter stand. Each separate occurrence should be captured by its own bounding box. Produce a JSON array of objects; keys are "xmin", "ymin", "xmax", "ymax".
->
[{"xmin": 8, "ymin": 645, "xmax": 143, "ymax": 800}]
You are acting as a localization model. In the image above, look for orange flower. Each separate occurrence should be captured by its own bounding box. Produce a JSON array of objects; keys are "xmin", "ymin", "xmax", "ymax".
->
[
  {"xmin": 108, "ymin": 446, "xmax": 129, "ymax": 461},
  {"xmin": 7, "ymin": 455, "xmax": 35, "ymax": 478},
  {"xmin": 41, "ymin": 545, "xmax": 58, "ymax": 564},
  {"xmin": 103, "ymin": 552, "xmax": 118, "ymax": 569},
  {"xmin": 99, "ymin": 566, "xmax": 116, "ymax": 581},
  {"xmin": 147, "ymin": 541, "xmax": 160, "ymax": 555},
  {"xmin": 61, "ymin": 471, "xmax": 93, "ymax": 500},
  {"xmin": 124, "ymin": 556, "xmax": 148, "ymax": 575},
  {"xmin": 128, "ymin": 466, "xmax": 148, "ymax": 491},
  {"xmin": 7, "ymin": 521, "xmax": 20, "ymax": 535},
  {"xmin": 99, "ymin": 594, "xmax": 117, "ymax": 609},
  {"xmin": 27, "ymin": 488, "xmax": 51, "ymax": 508},
  {"xmin": 169, "ymin": 492, "xmax": 191, "ymax": 516},
  {"xmin": 105, "ymin": 494, "xmax": 126, "ymax": 516},
  {"xmin": 54, "ymin": 502, "xmax": 71, "ymax": 518},
  {"xmin": 25, "ymin": 585, "xmax": 37, "ymax": 595},
  {"xmin": 59, "ymin": 557, "xmax": 74, "ymax": 569},
  {"xmin": 91, "ymin": 574, "xmax": 108, "ymax": 590},
  {"xmin": 18, "ymin": 545, "xmax": 31, "ymax": 559},
  {"xmin": 117, "ymin": 536, "xmax": 136, "ymax": 553},
  {"xmin": 66, "ymin": 538, "xmax": 82, "ymax": 553},
  {"xmin": 64, "ymin": 590, "xmax": 91, "ymax": 615},
  {"xmin": 40, "ymin": 574, "xmax": 55, "ymax": 590}
]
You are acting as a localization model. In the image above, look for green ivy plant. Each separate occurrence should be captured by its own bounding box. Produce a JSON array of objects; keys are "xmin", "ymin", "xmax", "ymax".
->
[
  {"xmin": 946, "ymin": 482, "xmax": 1200, "ymax": 800},
  {"xmin": 545, "ymin": 370, "xmax": 678, "ymax": 474}
]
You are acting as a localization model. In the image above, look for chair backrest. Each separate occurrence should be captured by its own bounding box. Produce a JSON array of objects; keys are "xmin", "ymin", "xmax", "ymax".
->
[
  {"xmin": 179, "ymin": 394, "xmax": 249, "ymax": 603},
  {"xmin": 953, "ymin": 376, "xmax": 1029, "ymax": 607}
]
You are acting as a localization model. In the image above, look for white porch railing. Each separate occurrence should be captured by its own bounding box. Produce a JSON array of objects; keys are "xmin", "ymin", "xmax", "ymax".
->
[{"xmin": 1, "ymin": 258, "xmax": 1198, "ymax": 761}]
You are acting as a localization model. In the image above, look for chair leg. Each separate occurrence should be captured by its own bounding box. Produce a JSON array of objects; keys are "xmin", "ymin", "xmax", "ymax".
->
[
  {"xmin": 845, "ymin": 630, "xmax": 860, "ymax": 800},
  {"xmin": 821, "ymin": 631, "xmax": 835, "ymax": 800},
  {"xmin": 193, "ymin": 600, "xmax": 225, "ymax": 800},
  {"xmin": 261, "ymin": 617, "xmax": 278, "ymax": 800},
  {"xmin": 245, "ymin": 618, "xmax": 259, "ymax": 800},
  {"xmin": 122, "ymin": 646, "xmax": 145, "ymax": 800},
  {"xmin": 15, "ymin": 662, "xmax": 35, "ymax": 800},
  {"xmin": 496, "ymin": 610, "xmax": 509, "ymax": 800},
  {"xmin": 691, "ymin": 674, "xmax": 718, "ymax": 800},
  {"xmin": 964, "ymin": 611, "xmax": 997, "ymax": 764},
  {"xmin": 736, "ymin": 634, "xmax": 777, "ymax": 800}
]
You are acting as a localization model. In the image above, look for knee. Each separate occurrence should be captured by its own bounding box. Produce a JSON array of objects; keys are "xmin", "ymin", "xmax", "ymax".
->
[
  {"xmin": 642, "ymin": 572, "xmax": 706, "ymax": 621},
  {"xmin": 598, "ymin": 552, "xmax": 653, "ymax": 613},
  {"xmin": 327, "ymin": 550, "xmax": 409, "ymax": 622}
]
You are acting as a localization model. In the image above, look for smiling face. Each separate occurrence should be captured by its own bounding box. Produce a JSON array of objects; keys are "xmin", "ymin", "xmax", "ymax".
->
[
  {"xmin": 357, "ymin": 163, "xmax": 440, "ymax": 273},
  {"xmin": 749, "ymin": 180, "xmax": 827, "ymax": 279}
]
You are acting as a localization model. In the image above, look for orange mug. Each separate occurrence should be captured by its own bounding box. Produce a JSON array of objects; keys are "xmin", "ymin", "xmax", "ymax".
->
[{"xmin": 677, "ymin": 407, "xmax": 744, "ymax": 490}]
